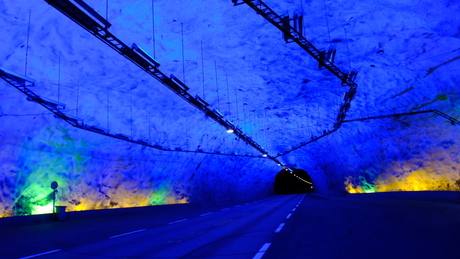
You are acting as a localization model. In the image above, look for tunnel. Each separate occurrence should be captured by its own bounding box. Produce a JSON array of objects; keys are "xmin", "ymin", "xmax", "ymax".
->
[
  {"xmin": 274, "ymin": 168, "xmax": 314, "ymax": 194},
  {"xmin": 1, "ymin": 0, "xmax": 460, "ymax": 257}
]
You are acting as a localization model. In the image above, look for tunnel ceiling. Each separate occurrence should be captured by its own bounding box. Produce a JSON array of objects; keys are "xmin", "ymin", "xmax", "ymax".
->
[{"xmin": 0, "ymin": 0, "xmax": 459, "ymax": 216}]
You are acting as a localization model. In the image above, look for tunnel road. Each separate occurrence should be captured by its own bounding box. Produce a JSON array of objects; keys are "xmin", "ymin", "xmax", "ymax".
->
[{"xmin": 2, "ymin": 193, "xmax": 460, "ymax": 259}]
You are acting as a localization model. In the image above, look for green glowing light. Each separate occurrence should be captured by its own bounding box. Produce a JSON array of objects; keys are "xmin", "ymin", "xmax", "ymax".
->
[{"xmin": 31, "ymin": 202, "xmax": 53, "ymax": 215}]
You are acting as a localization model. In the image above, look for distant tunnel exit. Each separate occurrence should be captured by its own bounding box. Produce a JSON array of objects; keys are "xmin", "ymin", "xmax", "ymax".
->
[{"xmin": 274, "ymin": 168, "xmax": 314, "ymax": 194}]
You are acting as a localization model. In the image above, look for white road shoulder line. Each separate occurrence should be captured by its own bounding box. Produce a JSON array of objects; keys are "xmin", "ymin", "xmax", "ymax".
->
[
  {"xmin": 109, "ymin": 229, "xmax": 146, "ymax": 238},
  {"xmin": 168, "ymin": 219, "xmax": 189, "ymax": 224},
  {"xmin": 200, "ymin": 212, "xmax": 213, "ymax": 216},
  {"xmin": 220, "ymin": 208, "xmax": 229, "ymax": 211},
  {"xmin": 275, "ymin": 223, "xmax": 285, "ymax": 233},
  {"xmin": 19, "ymin": 249, "xmax": 61, "ymax": 259},
  {"xmin": 253, "ymin": 243, "xmax": 271, "ymax": 259}
]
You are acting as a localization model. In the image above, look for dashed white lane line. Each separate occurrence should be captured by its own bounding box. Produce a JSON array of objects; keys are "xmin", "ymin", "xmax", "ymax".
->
[
  {"xmin": 200, "ymin": 212, "xmax": 213, "ymax": 216},
  {"xmin": 275, "ymin": 223, "xmax": 286, "ymax": 233},
  {"xmin": 220, "ymin": 208, "xmax": 230, "ymax": 211},
  {"xmin": 292, "ymin": 208, "xmax": 297, "ymax": 212},
  {"xmin": 168, "ymin": 219, "xmax": 189, "ymax": 224},
  {"xmin": 253, "ymin": 243, "xmax": 271, "ymax": 259},
  {"xmin": 286, "ymin": 213, "xmax": 292, "ymax": 219},
  {"xmin": 19, "ymin": 250, "xmax": 62, "ymax": 259},
  {"xmin": 109, "ymin": 229, "xmax": 146, "ymax": 239}
]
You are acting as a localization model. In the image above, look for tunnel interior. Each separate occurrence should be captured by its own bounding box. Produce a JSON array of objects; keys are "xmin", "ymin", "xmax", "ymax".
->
[
  {"xmin": 274, "ymin": 168, "xmax": 314, "ymax": 194},
  {"xmin": 0, "ymin": 0, "xmax": 459, "ymax": 217}
]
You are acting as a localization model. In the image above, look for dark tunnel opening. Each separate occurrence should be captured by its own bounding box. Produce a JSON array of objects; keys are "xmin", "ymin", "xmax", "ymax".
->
[{"xmin": 274, "ymin": 168, "xmax": 314, "ymax": 194}]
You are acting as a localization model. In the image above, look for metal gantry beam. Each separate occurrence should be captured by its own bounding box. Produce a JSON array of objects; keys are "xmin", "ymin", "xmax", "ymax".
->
[
  {"xmin": 276, "ymin": 109, "xmax": 459, "ymax": 158},
  {"xmin": 343, "ymin": 110, "xmax": 460, "ymax": 125},
  {"xmin": 41, "ymin": 0, "xmax": 284, "ymax": 165},
  {"xmin": 0, "ymin": 66, "xmax": 268, "ymax": 159},
  {"xmin": 232, "ymin": 0, "xmax": 357, "ymax": 87},
  {"xmin": 232, "ymin": 0, "xmax": 359, "ymax": 155}
]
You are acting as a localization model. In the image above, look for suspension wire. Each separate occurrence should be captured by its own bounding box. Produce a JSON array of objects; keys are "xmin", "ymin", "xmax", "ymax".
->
[
  {"xmin": 324, "ymin": 2, "xmax": 332, "ymax": 45},
  {"xmin": 181, "ymin": 22, "xmax": 186, "ymax": 83},
  {"xmin": 234, "ymin": 83, "xmax": 239, "ymax": 124},
  {"xmin": 215, "ymin": 61, "xmax": 220, "ymax": 109},
  {"xmin": 106, "ymin": 0, "xmax": 109, "ymax": 21},
  {"xmin": 25, "ymin": 10, "xmax": 31, "ymax": 75},
  {"xmin": 242, "ymin": 96, "xmax": 247, "ymax": 132},
  {"xmin": 58, "ymin": 52, "xmax": 61, "ymax": 102},
  {"xmin": 161, "ymin": 112, "xmax": 165, "ymax": 144},
  {"xmin": 130, "ymin": 93, "xmax": 133, "ymax": 136},
  {"xmin": 264, "ymin": 109, "xmax": 269, "ymax": 150},
  {"xmin": 226, "ymin": 73, "xmax": 231, "ymax": 116},
  {"xmin": 76, "ymin": 81, "xmax": 79, "ymax": 117},
  {"xmin": 107, "ymin": 86, "xmax": 110, "ymax": 130},
  {"xmin": 201, "ymin": 41, "xmax": 205, "ymax": 99},
  {"xmin": 151, "ymin": 0, "xmax": 156, "ymax": 58},
  {"xmin": 345, "ymin": 28, "xmax": 352, "ymax": 71}
]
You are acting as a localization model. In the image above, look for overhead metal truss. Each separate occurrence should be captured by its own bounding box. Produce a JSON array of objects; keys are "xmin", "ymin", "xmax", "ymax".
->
[
  {"xmin": 231, "ymin": 0, "xmax": 459, "ymax": 157},
  {"xmin": 0, "ymin": 66, "xmax": 268, "ymax": 159},
  {"xmin": 232, "ymin": 0, "xmax": 357, "ymax": 88},
  {"xmin": 232, "ymin": 0, "xmax": 358, "ymax": 153},
  {"xmin": 343, "ymin": 110, "xmax": 460, "ymax": 125},
  {"xmin": 39, "ymin": 0, "xmax": 286, "ymax": 165}
]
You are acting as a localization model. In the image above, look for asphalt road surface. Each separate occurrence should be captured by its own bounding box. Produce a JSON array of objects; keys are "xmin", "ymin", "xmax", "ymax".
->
[{"xmin": 2, "ymin": 193, "xmax": 459, "ymax": 259}]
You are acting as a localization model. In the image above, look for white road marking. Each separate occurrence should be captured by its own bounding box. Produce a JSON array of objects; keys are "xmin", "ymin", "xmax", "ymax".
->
[
  {"xmin": 200, "ymin": 212, "xmax": 213, "ymax": 216},
  {"xmin": 109, "ymin": 229, "xmax": 146, "ymax": 239},
  {"xmin": 286, "ymin": 213, "xmax": 292, "ymax": 219},
  {"xmin": 253, "ymin": 243, "xmax": 271, "ymax": 259},
  {"xmin": 220, "ymin": 208, "xmax": 229, "ymax": 211},
  {"xmin": 168, "ymin": 219, "xmax": 188, "ymax": 224},
  {"xmin": 275, "ymin": 223, "xmax": 285, "ymax": 233},
  {"xmin": 292, "ymin": 208, "xmax": 297, "ymax": 212},
  {"xmin": 19, "ymin": 249, "xmax": 61, "ymax": 259}
]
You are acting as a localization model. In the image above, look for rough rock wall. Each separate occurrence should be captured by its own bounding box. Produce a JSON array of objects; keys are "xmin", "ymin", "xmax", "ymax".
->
[{"xmin": 1, "ymin": 0, "xmax": 460, "ymax": 216}]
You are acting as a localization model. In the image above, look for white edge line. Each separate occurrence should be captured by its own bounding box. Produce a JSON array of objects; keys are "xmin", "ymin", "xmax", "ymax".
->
[
  {"xmin": 253, "ymin": 243, "xmax": 271, "ymax": 259},
  {"xmin": 109, "ymin": 229, "xmax": 146, "ymax": 239},
  {"xmin": 275, "ymin": 223, "xmax": 285, "ymax": 233},
  {"xmin": 220, "ymin": 208, "xmax": 229, "ymax": 211},
  {"xmin": 19, "ymin": 249, "xmax": 61, "ymax": 259},
  {"xmin": 168, "ymin": 218, "xmax": 188, "ymax": 225},
  {"xmin": 200, "ymin": 212, "xmax": 213, "ymax": 216}
]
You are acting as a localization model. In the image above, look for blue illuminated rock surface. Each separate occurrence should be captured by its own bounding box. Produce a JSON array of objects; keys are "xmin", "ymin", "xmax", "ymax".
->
[{"xmin": 0, "ymin": 0, "xmax": 459, "ymax": 216}]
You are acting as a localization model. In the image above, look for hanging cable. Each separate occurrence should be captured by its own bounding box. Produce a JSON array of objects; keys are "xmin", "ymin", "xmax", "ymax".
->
[
  {"xmin": 58, "ymin": 52, "xmax": 61, "ymax": 102},
  {"xmin": 215, "ymin": 61, "xmax": 220, "ymax": 109},
  {"xmin": 130, "ymin": 93, "xmax": 133, "ymax": 136},
  {"xmin": 76, "ymin": 81, "xmax": 80, "ymax": 118},
  {"xmin": 201, "ymin": 41, "xmax": 205, "ymax": 99},
  {"xmin": 324, "ymin": 2, "xmax": 331, "ymax": 45},
  {"xmin": 345, "ymin": 28, "xmax": 352, "ymax": 71},
  {"xmin": 105, "ymin": 0, "xmax": 109, "ymax": 21},
  {"xmin": 151, "ymin": 0, "xmax": 156, "ymax": 58},
  {"xmin": 25, "ymin": 10, "xmax": 31, "ymax": 76},
  {"xmin": 107, "ymin": 86, "xmax": 110, "ymax": 130},
  {"xmin": 181, "ymin": 22, "xmax": 186, "ymax": 83},
  {"xmin": 226, "ymin": 73, "xmax": 231, "ymax": 117},
  {"xmin": 234, "ymin": 83, "xmax": 239, "ymax": 124}
]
